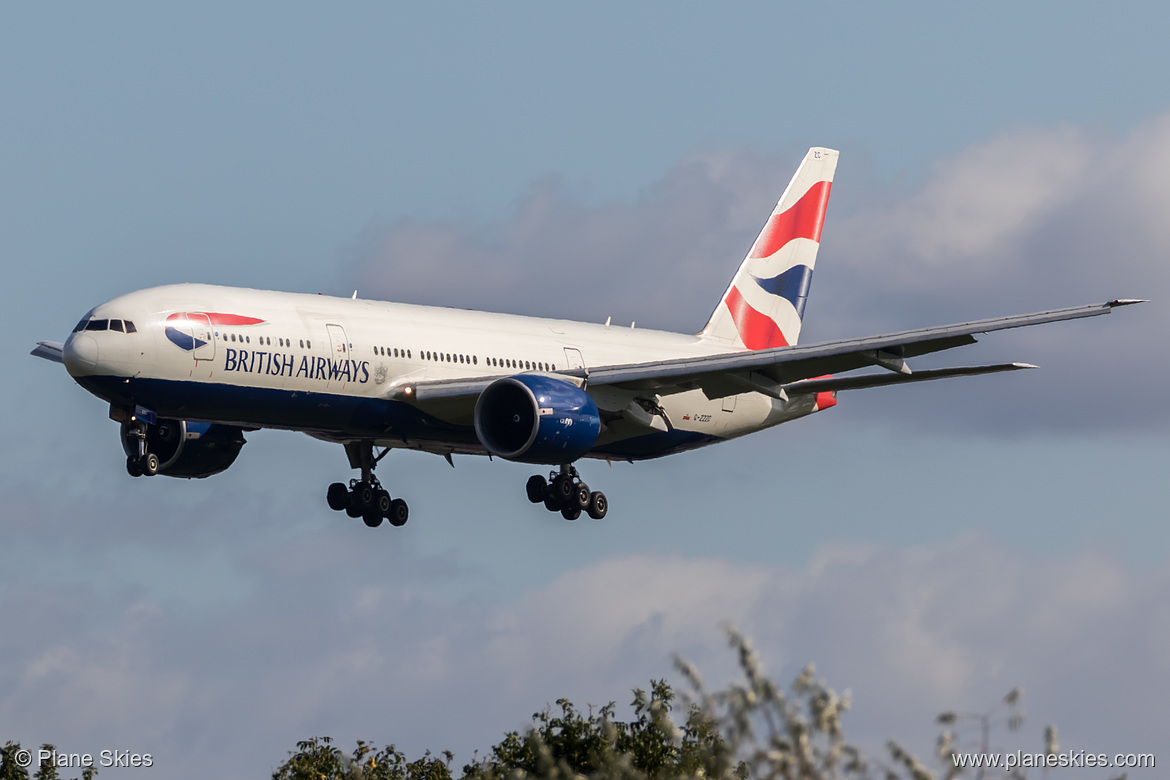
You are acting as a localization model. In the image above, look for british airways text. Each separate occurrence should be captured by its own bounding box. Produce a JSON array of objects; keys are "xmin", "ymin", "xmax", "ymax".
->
[{"xmin": 223, "ymin": 348, "xmax": 370, "ymax": 383}]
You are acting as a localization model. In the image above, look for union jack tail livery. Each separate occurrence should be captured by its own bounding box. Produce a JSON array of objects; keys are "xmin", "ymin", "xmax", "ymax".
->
[{"xmin": 700, "ymin": 146, "xmax": 837, "ymax": 349}]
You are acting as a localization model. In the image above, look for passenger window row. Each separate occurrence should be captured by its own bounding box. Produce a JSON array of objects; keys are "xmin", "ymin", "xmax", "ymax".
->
[
  {"xmin": 489, "ymin": 356, "xmax": 555, "ymax": 372},
  {"xmin": 421, "ymin": 351, "xmax": 478, "ymax": 366},
  {"xmin": 367, "ymin": 346, "xmax": 557, "ymax": 373},
  {"xmin": 219, "ymin": 333, "xmax": 310, "ymax": 350}
]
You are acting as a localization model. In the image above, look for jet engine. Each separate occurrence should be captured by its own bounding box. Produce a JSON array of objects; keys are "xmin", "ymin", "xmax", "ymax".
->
[
  {"xmin": 120, "ymin": 419, "xmax": 247, "ymax": 478},
  {"xmin": 474, "ymin": 375, "xmax": 601, "ymax": 463}
]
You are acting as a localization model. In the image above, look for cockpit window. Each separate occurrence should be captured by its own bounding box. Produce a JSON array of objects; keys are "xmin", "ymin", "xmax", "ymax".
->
[
  {"xmin": 110, "ymin": 319, "xmax": 124, "ymax": 332},
  {"xmin": 73, "ymin": 318, "xmax": 89, "ymax": 332},
  {"xmin": 124, "ymin": 320, "xmax": 137, "ymax": 333},
  {"xmin": 84, "ymin": 319, "xmax": 109, "ymax": 331}
]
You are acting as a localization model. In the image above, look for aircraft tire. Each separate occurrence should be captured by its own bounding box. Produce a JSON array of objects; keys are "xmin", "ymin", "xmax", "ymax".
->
[
  {"xmin": 142, "ymin": 452, "xmax": 160, "ymax": 477},
  {"xmin": 388, "ymin": 498, "xmax": 409, "ymax": 527},
  {"xmin": 526, "ymin": 475, "xmax": 548, "ymax": 503},
  {"xmin": 362, "ymin": 511, "xmax": 383, "ymax": 528},
  {"xmin": 552, "ymin": 475, "xmax": 575, "ymax": 504},
  {"xmin": 561, "ymin": 506, "xmax": 581, "ymax": 521},
  {"xmin": 544, "ymin": 495, "xmax": 561, "ymax": 512},
  {"xmin": 587, "ymin": 491, "xmax": 608, "ymax": 520},
  {"xmin": 327, "ymin": 482, "xmax": 348, "ymax": 511},
  {"xmin": 126, "ymin": 455, "xmax": 143, "ymax": 478},
  {"xmin": 345, "ymin": 493, "xmax": 363, "ymax": 518},
  {"xmin": 355, "ymin": 481, "xmax": 375, "ymax": 510},
  {"xmin": 374, "ymin": 489, "xmax": 392, "ymax": 516},
  {"xmin": 573, "ymin": 482, "xmax": 591, "ymax": 510}
]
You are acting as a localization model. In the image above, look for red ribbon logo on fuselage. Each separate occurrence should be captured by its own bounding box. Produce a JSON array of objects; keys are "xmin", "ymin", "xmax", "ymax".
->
[{"xmin": 164, "ymin": 312, "xmax": 266, "ymax": 351}]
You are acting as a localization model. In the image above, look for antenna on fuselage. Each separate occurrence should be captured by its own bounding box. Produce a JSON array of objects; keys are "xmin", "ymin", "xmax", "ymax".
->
[{"xmin": 352, "ymin": 290, "xmax": 358, "ymax": 299}]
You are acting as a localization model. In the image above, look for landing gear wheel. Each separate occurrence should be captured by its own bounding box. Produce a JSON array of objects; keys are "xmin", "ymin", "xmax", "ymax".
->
[
  {"xmin": 526, "ymin": 475, "xmax": 548, "ymax": 503},
  {"xmin": 141, "ymin": 452, "xmax": 160, "ymax": 477},
  {"xmin": 573, "ymin": 482, "xmax": 591, "ymax": 510},
  {"xmin": 355, "ymin": 481, "xmax": 375, "ymax": 510},
  {"xmin": 362, "ymin": 511, "xmax": 383, "ymax": 528},
  {"xmin": 327, "ymin": 482, "xmax": 348, "ymax": 511},
  {"xmin": 126, "ymin": 456, "xmax": 143, "ymax": 478},
  {"xmin": 345, "ymin": 493, "xmax": 363, "ymax": 518},
  {"xmin": 374, "ymin": 489, "xmax": 392, "ymax": 516},
  {"xmin": 552, "ymin": 475, "xmax": 575, "ymax": 505},
  {"xmin": 561, "ymin": 506, "xmax": 581, "ymax": 521},
  {"xmin": 388, "ymin": 498, "xmax": 409, "ymax": 527},
  {"xmin": 544, "ymin": 495, "xmax": 561, "ymax": 512},
  {"xmin": 587, "ymin": 491, "xmax": 608, "ymax": 520}
]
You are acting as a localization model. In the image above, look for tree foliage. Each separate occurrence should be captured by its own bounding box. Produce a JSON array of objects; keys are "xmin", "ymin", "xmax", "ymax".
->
[
  {"xmin": 274, "ymin": 628, "xmax": 1108, "ymax": 780},
  {"xmin": 3, "ymin": 631, "xmax": 1120, "ymax": 780}
]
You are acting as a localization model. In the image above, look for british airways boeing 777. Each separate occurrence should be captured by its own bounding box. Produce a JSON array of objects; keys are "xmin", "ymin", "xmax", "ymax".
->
[{"xmin": 31, "ymin": 148, "xmax": 1142, "ymax": 527}]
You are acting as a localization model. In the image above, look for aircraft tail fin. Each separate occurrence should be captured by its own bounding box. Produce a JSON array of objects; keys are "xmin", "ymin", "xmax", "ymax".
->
[{"xmin": 699, "ymin": 147, "xmax": 837, "ymax": 349}]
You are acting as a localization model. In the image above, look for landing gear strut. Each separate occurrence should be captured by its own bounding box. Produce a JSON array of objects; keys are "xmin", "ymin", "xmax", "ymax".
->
[
  {"xmin": 326, "ymin": 441, "xmax": 408, "ymax": 528},
  {"xmin": 526, "ymin": 464, "xmax": 608, "ymax": 520}
]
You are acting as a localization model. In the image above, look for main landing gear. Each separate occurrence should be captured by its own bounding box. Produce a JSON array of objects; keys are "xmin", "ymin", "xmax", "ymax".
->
[
  {"xmin": 526, "ymin": 464, "xmax": 608, "ymax": 521},
  {"xmin": 326, "ymin": 442, "xmax": 408, "ymax": 529}
]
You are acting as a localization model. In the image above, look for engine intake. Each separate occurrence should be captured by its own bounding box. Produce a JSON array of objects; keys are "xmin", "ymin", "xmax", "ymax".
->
[
  {"xmin": 121, "ymin": 419, "xmax": 246, "ymax": 478},
  {"xmin": 474, "ymin": 375, "xmax": 600, "ymax": 463}
]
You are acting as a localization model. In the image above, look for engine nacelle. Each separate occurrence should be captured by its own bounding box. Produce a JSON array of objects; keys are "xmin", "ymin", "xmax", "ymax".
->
[
  {"xmin": 120, "ymin": 419, "xmax": 246, "ymax": 479},
  {"xmin": 474, "ymin": 375, "xmax": 601, "ymax": 463}
]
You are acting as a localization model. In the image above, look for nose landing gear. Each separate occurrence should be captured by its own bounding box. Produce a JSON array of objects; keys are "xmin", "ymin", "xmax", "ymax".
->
[
  {"xmin": 124, "ymin": 418, "xmax": 160, "ymax": 477},
  {"xmin": 326, "ymin": 441, "xmax": 408, "ymax": 528},
  {"xmin": 526, "ymin": 464, "xmax": 608, "ymax": 520}
]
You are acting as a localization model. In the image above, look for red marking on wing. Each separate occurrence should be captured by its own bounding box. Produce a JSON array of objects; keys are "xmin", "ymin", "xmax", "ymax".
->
[
  {"xmin": 724, "ymin": 286, "xmax": 789, "ymax": 350},
  {"xmin": 166, "ymin": 311, "xmax": 266, "ymax": 326},
  {"xmin": 748, "ymin": 180, "xmax": 832, "ymax": 259}
]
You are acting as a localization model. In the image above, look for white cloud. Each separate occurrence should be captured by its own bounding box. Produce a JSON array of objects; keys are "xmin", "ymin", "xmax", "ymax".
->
[{"xmin": 847, "ymin": 127, "xmax": 1095, "ymax": 264}]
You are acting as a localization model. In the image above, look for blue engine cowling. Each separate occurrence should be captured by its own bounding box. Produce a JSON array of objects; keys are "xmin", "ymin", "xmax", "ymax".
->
[
  {"xmin": 474, "ymin": 375, "xmax": 601, "ymax": 463},
  {"xmin": 120, "ymin": 419, "xmax": 247, "ymax": 478}
]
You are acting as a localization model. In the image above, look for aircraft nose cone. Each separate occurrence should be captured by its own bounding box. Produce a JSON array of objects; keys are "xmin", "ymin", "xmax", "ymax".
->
[{"xmin": 63, "ymin": 334, "xmax": 99, "ymax": 375}]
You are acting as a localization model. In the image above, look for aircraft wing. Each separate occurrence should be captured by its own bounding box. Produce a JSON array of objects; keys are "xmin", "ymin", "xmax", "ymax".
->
[
  {"xmin": 396, "ymin": 300, "xmax": 1142, "ymax": 406},
  {"xmin": 30, "ymin": 341, "xmax": 65, "ymax": 364}
]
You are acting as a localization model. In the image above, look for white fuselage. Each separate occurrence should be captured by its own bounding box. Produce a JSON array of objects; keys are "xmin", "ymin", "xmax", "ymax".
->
[{"xmin": 63, "ymin": 283, "xmax": 824, "ymax": 461}]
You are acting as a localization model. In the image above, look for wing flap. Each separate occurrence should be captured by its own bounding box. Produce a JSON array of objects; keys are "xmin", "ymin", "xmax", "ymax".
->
[{"xmin": 783, "ymin": 362, "xmax": 1037, "ymax": 395}]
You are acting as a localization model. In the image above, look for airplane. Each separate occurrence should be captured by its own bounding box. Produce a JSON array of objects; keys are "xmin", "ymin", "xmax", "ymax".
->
[{"xmin": 31, "ymin": 147, "xmax": 1143, "ymax": 528}]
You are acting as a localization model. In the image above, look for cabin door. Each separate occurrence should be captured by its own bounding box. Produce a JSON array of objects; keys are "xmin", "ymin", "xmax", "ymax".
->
[
  {"xmin": 563, "ymin": 347, "xmax": 585, "ymax": 372},
  {"xmin": 189, "ymin": 313, "xmax": 215, "ymax": 362},
  {"xmin": 326, "ymin": 323, "xmax": 351, "ymax": 390}
]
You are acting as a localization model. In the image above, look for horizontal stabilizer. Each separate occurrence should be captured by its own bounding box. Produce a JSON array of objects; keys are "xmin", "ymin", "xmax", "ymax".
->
[
  {"xmin": 31, "ymin": 341, "xmax": 64, "ymax": 364},
  {"xmin": 784, "ymin": 362, "xmax": 1036, "ymax": 395}
]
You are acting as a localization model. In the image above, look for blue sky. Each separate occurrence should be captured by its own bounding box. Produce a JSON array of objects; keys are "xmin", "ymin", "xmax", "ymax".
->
[{"xmin": 3, "ymin": 3, "xmax": 1168, "ymax": 778}]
